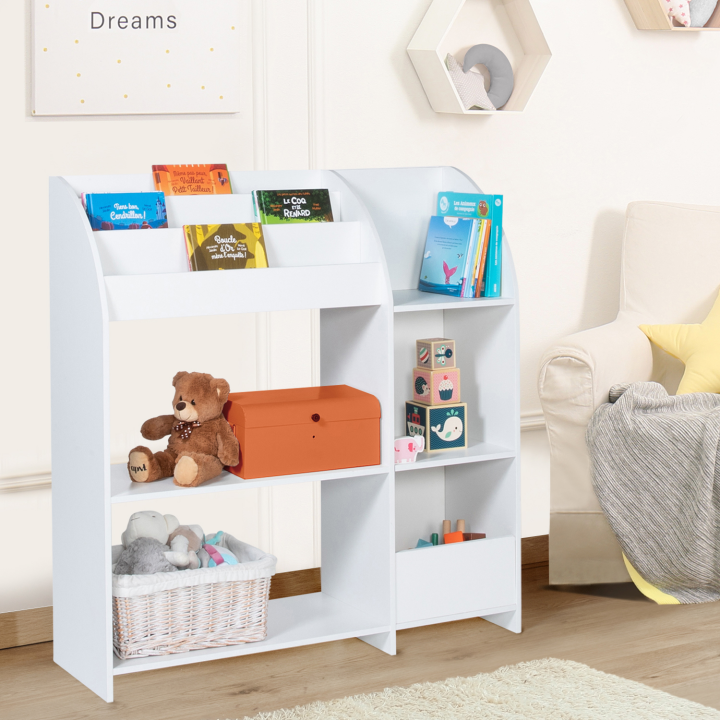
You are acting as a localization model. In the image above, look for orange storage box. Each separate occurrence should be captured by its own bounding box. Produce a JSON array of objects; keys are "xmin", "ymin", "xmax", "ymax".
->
[{"xmin": 223, "ymin": 385, "xmax": 381, "ymax": 479}]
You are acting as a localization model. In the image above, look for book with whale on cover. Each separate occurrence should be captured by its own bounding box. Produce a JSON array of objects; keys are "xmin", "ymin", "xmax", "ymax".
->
[
  {"xmin": 183, "ymin": 223, "xmax": 268, "ymax": 272},
  {"xmin": 82, "ymin": 192, "xmax": 168, "ymax": 231},
  {"xmin": 437, "ymin": 191, "xmax": 504, "ymax": 297},
  {"xmin": 418, "ymin": 215, "xmax": 479, "ymax": 297},
  {"xmin": 252, "ymin": 189, "xmax": 334, "ymax": 224}
]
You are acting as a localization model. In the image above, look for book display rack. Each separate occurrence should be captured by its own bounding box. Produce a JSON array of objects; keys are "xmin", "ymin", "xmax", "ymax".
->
[{"xmin": 50, "ymin": 166, "xmax": 520, "ymax": 702}]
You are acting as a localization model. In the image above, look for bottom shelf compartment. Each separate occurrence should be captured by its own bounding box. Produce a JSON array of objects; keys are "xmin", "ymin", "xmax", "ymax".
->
[
  {"xmin": 113, "ymin": 592, "xmax": 389, "ymax": 675},
  {"xmin": 395, "ymin": 535, "xmax": 517, "ymax": 627}
]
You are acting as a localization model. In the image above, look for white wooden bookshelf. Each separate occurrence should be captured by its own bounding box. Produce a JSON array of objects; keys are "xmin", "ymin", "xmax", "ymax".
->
[{"xmin": 50, "ymin": 166, "xmax": 520, "ymax": 702}]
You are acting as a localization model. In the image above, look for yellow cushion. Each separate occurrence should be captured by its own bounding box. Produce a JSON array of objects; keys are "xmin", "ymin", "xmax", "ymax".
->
[
  {"xmin": 622, "ymin": 554, "xmax": 680, "ymax": 604},
  {"xmin": 640, "ymin": 290, "xmax": 720, "ymax": 394}
]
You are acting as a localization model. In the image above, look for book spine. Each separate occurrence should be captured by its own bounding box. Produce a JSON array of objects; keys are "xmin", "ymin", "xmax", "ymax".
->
[
  {"xmin": 459, "ymin": 219, "xmax": 478, "ymax": 298},
  {"xmin": 469, "ymin": 220, "xmax": 484, "ymax": 297},
  {"xmin": 475, "ymin": 220, "xmax": 491, "ymax": 298},
  {"xmin": 483, "ymin": 196, "xmax": 503, "ymax": 298},
  {"xmin": 183, "ymin": 226, "xmax": 197, "ymax": 272},
  {"xmin": 465, "ymin": 219, "xmax": 479, "ymax": 297}
]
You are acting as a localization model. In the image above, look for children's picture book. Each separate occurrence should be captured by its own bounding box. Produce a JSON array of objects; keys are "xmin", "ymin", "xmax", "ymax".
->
[
  {"xmin": 418, "ymin": 216, "xmax": 479, "ymax": 297},
  {"xmin": 82, "ymin": 192, "xmax": 168, "ymax": 231},
  {"xmin": 252, "ymin": 189, "xmax": 333, "ymax": 224},
  {"xmin": 152, "ymin": 164, "xmax": 232, "ymax": 196},
  {"xmin": 183, "ymin": 223, "xmax": 268, "ymax": 272},
  {"xmin": 437, "ymin": 192, "xmax": 504, "ymax": 298},
  {"xmin": 472, "ymin": 219, "xmax": 491, "ymax": 298}
]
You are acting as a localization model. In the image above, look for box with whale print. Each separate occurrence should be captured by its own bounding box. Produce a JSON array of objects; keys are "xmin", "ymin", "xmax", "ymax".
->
[{"xmin": 405, "ymin": 401, "xmax": 467, "ymax": 452}]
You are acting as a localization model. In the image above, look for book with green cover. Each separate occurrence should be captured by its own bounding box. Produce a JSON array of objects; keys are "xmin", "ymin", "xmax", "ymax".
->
[
  {"xmin": 183, "ymin": 223, "xmax": 268, "ymax": 271},
  {"xmin": 252, "ymin": 189, "xmax": 334, "ymax": 224}
]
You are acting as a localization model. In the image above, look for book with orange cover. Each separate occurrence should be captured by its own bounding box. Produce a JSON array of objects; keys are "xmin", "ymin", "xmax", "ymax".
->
[{"xmin": 152, "ymin": 164, "xmax": 232, "ymax": 196}]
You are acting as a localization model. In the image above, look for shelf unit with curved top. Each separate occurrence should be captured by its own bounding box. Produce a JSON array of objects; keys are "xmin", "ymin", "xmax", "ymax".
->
[{"xmin": 50, "ymin": 166, "xmax": 520, "ymax": 702}]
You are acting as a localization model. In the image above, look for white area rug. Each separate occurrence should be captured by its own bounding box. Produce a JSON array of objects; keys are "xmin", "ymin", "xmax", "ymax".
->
[{"xmin": 240, "ymin": 658, "xmax": 719, "ymax": 719}]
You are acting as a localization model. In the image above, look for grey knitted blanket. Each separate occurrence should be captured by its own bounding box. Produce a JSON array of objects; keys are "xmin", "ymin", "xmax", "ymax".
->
[{"xmin": 587, "ymin": 382, "xmax": 720, "ymax": 603}]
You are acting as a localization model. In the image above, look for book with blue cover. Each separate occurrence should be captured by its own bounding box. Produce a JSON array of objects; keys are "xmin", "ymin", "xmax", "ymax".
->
[
  {"xmin": 437, "ymin": 192, "xmax": 503, "ymax": 297},
  {"xmin": 418, "ymin": 216, "xmax": 479, "ymax": 297},
  {"xmin": 82, "ymin": 192, "xmax": 168, "ymax": 231}
]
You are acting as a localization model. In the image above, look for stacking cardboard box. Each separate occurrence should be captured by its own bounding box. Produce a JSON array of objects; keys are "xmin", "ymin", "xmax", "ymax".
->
[{"xmin": 405, "ymin": 338, "xmax": 467, "ymax": 452}]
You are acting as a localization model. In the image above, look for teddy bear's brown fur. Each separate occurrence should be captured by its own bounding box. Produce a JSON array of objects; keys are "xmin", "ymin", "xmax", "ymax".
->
[{"xmin": 127, "ymin": 371, "xmax": 240, "ymax": 488}]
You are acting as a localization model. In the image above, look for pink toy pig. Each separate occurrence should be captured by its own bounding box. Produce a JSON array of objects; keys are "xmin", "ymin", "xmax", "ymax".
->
[{"xmin": 394, "ymin": 435, "xmax": 425, "ymax": 463}]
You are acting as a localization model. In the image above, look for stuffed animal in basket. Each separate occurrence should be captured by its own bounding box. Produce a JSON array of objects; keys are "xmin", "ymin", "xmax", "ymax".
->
[
  {"xmin": 128, "ymin": 371, "xmax": 240, "ymax": 488},
  {"xmin": 114, "ymin": 510, "xmax": 207, "ymax": 574}
]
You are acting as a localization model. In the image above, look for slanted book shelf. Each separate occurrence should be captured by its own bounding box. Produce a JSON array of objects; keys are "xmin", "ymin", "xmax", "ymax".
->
[{"xmin": 50, "ymin": 167, "xmax": 520, "ymax": 702}]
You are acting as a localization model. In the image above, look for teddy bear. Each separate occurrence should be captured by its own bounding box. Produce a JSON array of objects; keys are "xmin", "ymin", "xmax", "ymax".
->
[{"xmin": 127, "ymin": 371, "xmax": 240, "ymax": 488}]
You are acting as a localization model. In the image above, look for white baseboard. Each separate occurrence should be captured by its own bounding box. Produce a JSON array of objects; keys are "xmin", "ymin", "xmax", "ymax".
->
[
  {"xmin": 0, "ymin": 473, "xmax": 52, "ymax": 492},
  {"xmin": 520, "ymin": 412, "xmax": 546, "ymax": 432}
]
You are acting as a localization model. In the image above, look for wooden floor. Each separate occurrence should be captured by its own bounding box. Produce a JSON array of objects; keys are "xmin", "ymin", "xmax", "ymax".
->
[{"xmin": 2, "ymin": 565, "xmax": 719, "ymax": 719}]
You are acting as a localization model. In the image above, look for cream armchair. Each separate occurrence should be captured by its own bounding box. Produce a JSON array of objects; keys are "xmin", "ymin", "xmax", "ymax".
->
[{"xmin": 539, "ymin": 201, "xmax": 720, "ymax": 585}]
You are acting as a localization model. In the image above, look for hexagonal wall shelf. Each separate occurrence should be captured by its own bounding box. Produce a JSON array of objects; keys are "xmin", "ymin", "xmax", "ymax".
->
[
  {"xmin": 407, "ymin": 0, "xmax": 551, "ymax": 114},
  {"xmin": 624, "ymin": 0, "xmax": 720, "ymax": 30}
]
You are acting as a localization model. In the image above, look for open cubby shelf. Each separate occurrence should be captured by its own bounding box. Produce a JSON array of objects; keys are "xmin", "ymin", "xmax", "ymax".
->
[
  {"xmin": 623, "ymin": 0, "xmax": 720, "ymax": 30},
  {"xmin": 113, "ymin": 592, "xmax": 390, "ymax": 675},
  {"xmin": 407, "ymin": 0, "xmax": 551, "ymax": 114},
  {"xmin": 51, "ymin": 166, "xmax": 520, "ymax": 702}
]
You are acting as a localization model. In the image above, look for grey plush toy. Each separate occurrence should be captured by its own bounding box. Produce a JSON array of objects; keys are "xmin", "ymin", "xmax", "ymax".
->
[{"xmin": 114, "ymin": 537, "xmax": 178, "ymax": 575}]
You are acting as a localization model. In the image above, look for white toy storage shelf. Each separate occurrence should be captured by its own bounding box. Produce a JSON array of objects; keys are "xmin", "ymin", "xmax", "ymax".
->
[{"xmin": 50, "ymin": 166, "xmax": 520, "ymax": 702}]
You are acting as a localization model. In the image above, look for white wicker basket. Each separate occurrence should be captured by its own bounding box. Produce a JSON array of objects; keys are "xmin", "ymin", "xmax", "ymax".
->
[{"xmin": 112, "ymin": 533, "xmax": 277, "ymax": 659}]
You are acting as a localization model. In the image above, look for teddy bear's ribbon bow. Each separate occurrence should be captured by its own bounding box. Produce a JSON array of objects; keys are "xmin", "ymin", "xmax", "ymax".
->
[{"xmin": 174, "ymin": 420, "xmax": 201, "ymax": 440}]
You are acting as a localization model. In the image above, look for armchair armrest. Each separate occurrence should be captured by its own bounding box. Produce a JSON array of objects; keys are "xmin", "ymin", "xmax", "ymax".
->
[
  {"xmin": 539, "ymin": 313, "xmax": 654, "ymax": 517},
  {"xmin": 539, "ymin": 314, "xmax": 653, "ymax": 424}
]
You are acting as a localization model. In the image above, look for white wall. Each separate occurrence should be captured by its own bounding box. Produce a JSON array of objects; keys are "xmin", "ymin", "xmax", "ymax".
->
[{"xmin": 6, "ymin": 0, "xmax": 717, "ymax": 613}]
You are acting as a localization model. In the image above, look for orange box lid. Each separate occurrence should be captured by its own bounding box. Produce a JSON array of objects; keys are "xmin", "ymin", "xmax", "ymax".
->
[{"xmin": 224, "ymin": 384, "xmax": 381, "ymax": 428}]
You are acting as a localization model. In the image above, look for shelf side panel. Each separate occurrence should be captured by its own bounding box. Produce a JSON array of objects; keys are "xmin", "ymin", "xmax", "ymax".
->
[
  {"xmin": 623, "ymin": 0, "xmax": 673, "ymax": 29},
  {"xmin": 322, "ymin": 474, "xmax": 395, "ymax": 634},
  {"xmin": 49, "ymin": 178, "xmax": 113, "ymax": 702},
  {"xmin": 336, "ymin": 168, "xmax": 443, "ymax": 291},
  {"xmin": 320, "ymin": 304, "xmax": 396, "ymax": 635}
]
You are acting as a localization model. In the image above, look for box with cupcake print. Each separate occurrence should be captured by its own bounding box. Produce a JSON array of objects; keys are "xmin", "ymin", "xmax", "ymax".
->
[
  {"xmin": 405, "ymin": 401, "xmax": 467, "ymax": 452},
  {"xmin": 416, "ymin": 338, "xmax": 455, "ymax": 370},
  {"xmin": 413, "ymin": 367, "xmax": 461, "ymax": 405}
]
